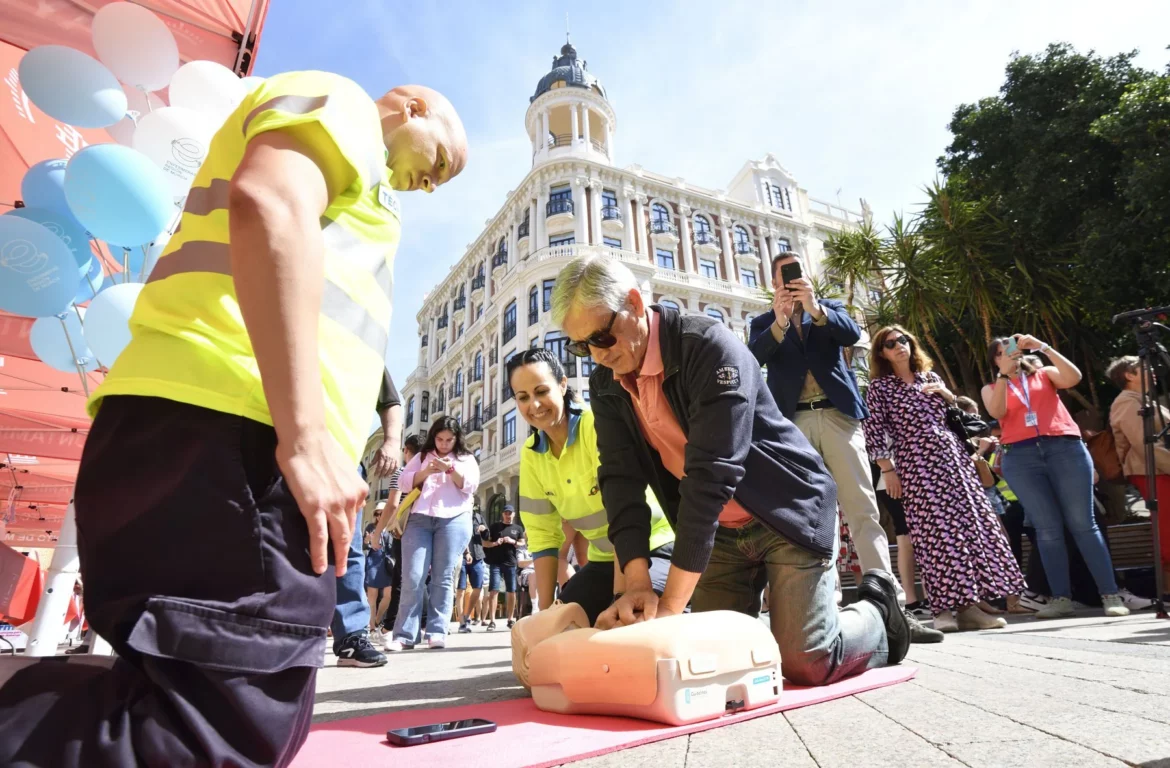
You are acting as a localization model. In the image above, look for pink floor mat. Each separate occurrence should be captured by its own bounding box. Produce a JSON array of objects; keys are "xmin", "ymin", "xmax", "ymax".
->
[{"xmin": 292, "ymin": 665, "xmax": 916, "ymax": 768}]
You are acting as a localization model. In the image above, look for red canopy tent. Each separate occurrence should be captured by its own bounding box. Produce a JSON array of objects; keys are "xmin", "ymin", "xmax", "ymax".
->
[{"xmin": 0, "ymin": 1, "xmax": 268, "ymax": 627}]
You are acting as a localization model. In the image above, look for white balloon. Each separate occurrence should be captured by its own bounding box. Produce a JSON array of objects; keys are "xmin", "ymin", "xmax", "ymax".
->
[
  {"xmin": 83, "ymin": 282, "xmax": 144, "ymax": 368},
  {"xmin": 169, "ymin": 61, "xmax": 246, "ymax": 127},
  {"xmin": 132, "ymin": 107, "xmax": 215, "ymax": 203},
  {"xmin": 92, "ymin": 2, "xmax": 179, "ymax": 91},
  {"xmin": 30, "ymin": 309, "xmax": 98, "ymax": 373},
  {"xmin": 241, "ymin": 76, "xmax": 266, "ymax": 93}
]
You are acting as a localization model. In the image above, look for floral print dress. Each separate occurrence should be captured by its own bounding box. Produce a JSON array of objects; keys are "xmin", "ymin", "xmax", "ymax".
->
[{"xmin": 864, "ymin": 371, "xmax": 1025, "ymax": 615}]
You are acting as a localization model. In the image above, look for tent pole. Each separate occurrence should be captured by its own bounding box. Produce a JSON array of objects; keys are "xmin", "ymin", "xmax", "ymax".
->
[
  {"xmin": 24, "ymin": 500, "xmax": 80, "ymax": 656},
  {"xmin": 234, "ymin": 0, "xmax": 261, "ymax": 74}
]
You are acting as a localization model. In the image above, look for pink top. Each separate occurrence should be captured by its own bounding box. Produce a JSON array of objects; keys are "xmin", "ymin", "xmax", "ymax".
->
[
  {"xmin": 619, "ymin": 310, "xmax": 752, "ymax": 528},
  {"xmin": 397, "ymin": 450, "xmax": 480, "ymax": 518},
  {"xmin": 999, "ymin": 368, "xmax": 1081, "ymax": 445}
]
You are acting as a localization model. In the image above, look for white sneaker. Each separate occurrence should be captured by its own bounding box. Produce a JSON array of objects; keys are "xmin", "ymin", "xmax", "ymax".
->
[
  {"xmin": 428, "ymin": 635, "xmax": 447, "ymax": 649},
  {"xmin": 933, "ymin": 610, "xmax": 959, "ymax": 633},
  {"xmin": 1034, "ymin": 596, "xmax": 1075, "ymax": 619},
  {"xmin": 1102, "ymin": 594, "xmax": 1131, "ymax": 618},
  {"xmin": 1018, "ymin": 590, "xmax": 1049, "ymax": 612},
  {"xmin": 1117, "ymin": 588, "xmax": 1154, "ymax": 611},
  {"xmin": 383, "ymin": 639, "xmax": 412, "ymax": 652}
]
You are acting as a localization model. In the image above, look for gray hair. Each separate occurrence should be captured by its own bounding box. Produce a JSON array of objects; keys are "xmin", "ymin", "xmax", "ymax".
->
[{"xmin": 551, "ymin": 255, "xmax": 638, "ymax": 325}]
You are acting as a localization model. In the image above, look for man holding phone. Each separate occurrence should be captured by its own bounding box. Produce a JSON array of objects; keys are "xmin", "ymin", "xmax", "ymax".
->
[{"xmin": 748, "ymin": 253, "xmax": 942, "ymax": 644}]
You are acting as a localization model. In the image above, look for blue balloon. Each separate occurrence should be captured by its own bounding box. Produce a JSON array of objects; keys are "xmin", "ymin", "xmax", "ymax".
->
[
  {"xmin": 7, "ymin": 207, "xmax": 91, "ymax": 276},
  {"xmin": 64, "ymin": 145, "xmax": 175, "ymax": 248},
  {"xmin": 73, "ymin": 258, "xmax": 106, "ymax": 304},
  {"xmin": 21, "ymin": 160, "xmax": 73, "ymax": 218},
  {"xmin": 30, "ymin": 310, "xmax": 98, "ymax": 373},
  {"xmin": 17, "ymin": 46, "xmax": 127, "ymax": 129},
  {"xmin": 0, "ymin": 214, "xmax": 80, "ymax": 317}
]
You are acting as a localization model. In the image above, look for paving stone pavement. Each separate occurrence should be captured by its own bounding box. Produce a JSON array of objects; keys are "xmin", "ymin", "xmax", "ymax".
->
[{"xmin": 314, "ymin": 610, "xmax": 1170, "ymax": 767}]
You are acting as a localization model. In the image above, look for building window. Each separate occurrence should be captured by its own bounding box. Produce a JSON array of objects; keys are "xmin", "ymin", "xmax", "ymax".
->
[
  {"xmin": 421, "ymin": 391, "xmax": 429, "ymax": 422},
  {"xmin": 659, "ymin": 299, "xmax": 680, "ymax": 311},
  {"xmin": 474, "ymin": 352, "xmax": 483, "ymax": 381},
  {"xmin": 656, "ymin": 249, "xmax": 676, "ymax": 270},
  {"xmin": 528, "ymin": 286, "xmax": 539, "ymax": 325},
  {"xmin": 765, "ymin": 181, "xmax": 787, "ymax": 210},
  {"xmin": 651, "ymin": 203, "xmax": 670, "ymax": 225},
  {"xmin": 777, "ymin": 238, "xmax": 791, "ymax": 253},
  {"xmin": 542, "ymin": 279, "xmax": 555, "ymax": 312},
  {"xmin": 706, "ymin": 307, "xmax": 725, "ymax": 323},
  {"xmin": 441, "ymin": 340, "xmax": 447, "ymax": 355},
  {"xmin": 740, "ymin": 269, "xmax": 758, "ymax": 288},
  {"xmin": 502, "ymin": 409, "xmax": 517, "ymax": 447},
  {"xmin": 518, "ymin": 209, "xmax": 530, "ymax": 239},
  {"xmin": 693, "ymin": 215, "xmax": 712, "ymax": 237},
  {"xmin": 455, "ymin": 369, "xmax": 464, "ymax": 397},
  {"xmin": 405, "ymin": 396, "xmax": 415, "ymax": 427},
  {"xmin": 603, "ymin": 236, "xmax": 621, "ymax": 249},
  {"xmin": 549, "ymin": 233, "xmax": 575, "ymax": 247},
  {"xmin": 530, "ymin": 336, "xmax": 539, "ymax": 349},
  {"xmin": 457, "ymin": 322, "xmax": 464, "ymax": 338},
  {"xmin": 582, "ymin": 389, "xmax": 591, "ymax": 402},
  {"xmin": 543, "ymin": 334, "xmax": 577, "ymax": 378},
  {"xmin": 602, "ymin": 189, "xmax": 618, "ymax": 208},
  {"xmin": 699, "ymin": 259, "xmax": 718, "ymax": 279},
  {"xmin": 580, "ymin": 353, "xmax": 595, "ymax": 377},
  {"xmin": 733, "ymin": 225, "xmax": 751, "ymax": 250},
  {"xmin": 784, "ymin": 188, "xmax": 793, "ymax": 210},
  {"xmin": 501, "ymin": 349, "xmax": 517, "ymax": 401},
  {"xmin": 549, "ymin": 184, "xmax": 571, "ymax": 202},
  {"xmin": 475, "ymin": 303, "xmax": 483, "ymax": 321},
  {"xmin": 503, "ymin": 300, "xmax": 517, "ymax": 343}
]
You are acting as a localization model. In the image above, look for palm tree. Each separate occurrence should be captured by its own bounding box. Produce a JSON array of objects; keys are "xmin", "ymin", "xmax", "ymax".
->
[{"xmin": 822, "ymin": 219, "xmax": 887, "ymax": 315}]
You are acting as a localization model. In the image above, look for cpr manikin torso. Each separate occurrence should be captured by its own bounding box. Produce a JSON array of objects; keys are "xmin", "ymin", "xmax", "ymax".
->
[{"xmin": 511, "ymin": 603, "xmax": 781, "ymax": 726}]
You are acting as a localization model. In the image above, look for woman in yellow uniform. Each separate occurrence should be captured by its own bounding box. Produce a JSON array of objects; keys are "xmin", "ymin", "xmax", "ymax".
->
[{"xmin": 507, "ymin": 349, "xmax": 675, "ymax": 625}]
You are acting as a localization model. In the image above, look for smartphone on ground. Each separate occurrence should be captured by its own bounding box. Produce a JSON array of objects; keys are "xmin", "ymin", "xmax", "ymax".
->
[
  {"xmin": 386, "ymin": 718, "xmax": 497, "ymax": 747},
  {"xmin": 780, "ymin": 261, "xmax": 802, "ymax": 291}
]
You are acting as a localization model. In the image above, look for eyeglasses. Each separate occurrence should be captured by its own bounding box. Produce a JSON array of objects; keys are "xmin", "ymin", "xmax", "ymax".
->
[
  {"xmin": 566, "ymin": 310, "xmax": 619, "ymax": 358},
  {"xmin": 882, "ymin": 334, "xmax": 911, "ymax": 350}
]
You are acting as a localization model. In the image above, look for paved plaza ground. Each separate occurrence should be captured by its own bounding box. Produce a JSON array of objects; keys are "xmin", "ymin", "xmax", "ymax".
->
[{"xmin": 314, "ymin": 609, "xmax": 1170, "ymax": 767}]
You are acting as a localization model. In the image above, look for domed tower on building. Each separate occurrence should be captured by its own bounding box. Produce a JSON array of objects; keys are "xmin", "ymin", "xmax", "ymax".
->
[{"xmin": 526, "ymin": 38, "xmax": 615, "ymax": 168}]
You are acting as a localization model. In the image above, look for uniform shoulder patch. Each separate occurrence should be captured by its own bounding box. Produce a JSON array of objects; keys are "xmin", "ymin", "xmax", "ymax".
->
[{"xmin": 715, "ymin": 365, "xmax": 741, "ymax": 388}]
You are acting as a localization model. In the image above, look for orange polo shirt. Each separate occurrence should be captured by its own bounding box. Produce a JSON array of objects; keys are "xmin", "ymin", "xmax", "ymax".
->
[{"xmin": 620, "ymin": 310, "xmax": 753, "ymax": 528}]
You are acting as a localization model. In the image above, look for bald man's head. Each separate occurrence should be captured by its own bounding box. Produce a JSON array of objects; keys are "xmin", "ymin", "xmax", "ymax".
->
[{"xmin": 376, "ymin": 85, "xmax": 468, "ymax": 193}]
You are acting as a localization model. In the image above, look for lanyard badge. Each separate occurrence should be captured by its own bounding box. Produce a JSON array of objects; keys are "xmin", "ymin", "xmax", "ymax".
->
[{"xmin": 1007, "ymin": 373, "xmax": 1038, "ymax": 428}]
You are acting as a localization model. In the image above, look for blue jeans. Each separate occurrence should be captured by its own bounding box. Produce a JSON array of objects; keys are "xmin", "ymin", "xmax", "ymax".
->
[
  {"xmin": 1000, "ymin": 437, "xmax": 1118, "ymax": 598},
  {"xmin": 330, "ymin": 516, "xmax": 370, "ymax": 647},
  {"xmin": 392, "ymin": 512, "xmax": 472, "ymax": 643},
  {"xmin": 690, "ymin": 521, "xmax": 888, "ymax": 687}
]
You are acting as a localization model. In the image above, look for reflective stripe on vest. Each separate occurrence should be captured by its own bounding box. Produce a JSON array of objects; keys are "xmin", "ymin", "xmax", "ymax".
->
[
  {"xmin": 147, "ymin": 238, "xmax": 389, "ymax": 356},
  {"xmin": 241, "ymin": 93, "xmax": 384, "ymax": 190}
]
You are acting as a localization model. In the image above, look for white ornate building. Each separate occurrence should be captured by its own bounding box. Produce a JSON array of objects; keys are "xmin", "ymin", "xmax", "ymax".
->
[{"xmin": 400, "ymin": 40, "xmax": 864, "ymax": 518}]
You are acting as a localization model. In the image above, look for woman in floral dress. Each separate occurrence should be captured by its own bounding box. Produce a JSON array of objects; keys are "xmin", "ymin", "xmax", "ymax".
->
[{"xmin": 864, "ymin": 326, "xmax": 1025, "ymax": 632}]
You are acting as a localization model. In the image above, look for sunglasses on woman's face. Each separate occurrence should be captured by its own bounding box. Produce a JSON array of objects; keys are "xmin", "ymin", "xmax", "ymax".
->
[
  {"xmin": 566, "ymin": 310, "xmax": 619, "ymax": 358},
  {"xmin": 882, "ymin": 334, "xmax": 911, "ymax": 350}
]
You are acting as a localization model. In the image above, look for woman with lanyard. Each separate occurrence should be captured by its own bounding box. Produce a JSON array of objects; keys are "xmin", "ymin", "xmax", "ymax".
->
[
  {"xmin": 982, "ymin": 335, "xmax": 1129, "ymax": 619},
  {"xmin": 507, "ymin": 348, "xmax": 676, "ymax": 625}
]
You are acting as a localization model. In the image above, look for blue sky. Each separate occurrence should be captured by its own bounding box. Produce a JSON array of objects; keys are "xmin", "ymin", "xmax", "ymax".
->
[{"xmin": 255, "ymin": 0, "xmax": 1170, "ymax": 389}]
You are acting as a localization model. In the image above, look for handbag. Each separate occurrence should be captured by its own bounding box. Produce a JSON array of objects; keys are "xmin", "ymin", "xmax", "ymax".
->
[
  {"xmin": 974, "ymin": 457, "xmax": 996, "ymax": 488},
  {"xmin": 388, "ymin": 488, "xmax": 420, "ymax": 538},
  {"xmin": 945, "ymin": 406, "xmax": 988, "ymax": 442},
  {"xmin": 1085, "ymin": 429, "xmax": 1124, "ymax": 483}
]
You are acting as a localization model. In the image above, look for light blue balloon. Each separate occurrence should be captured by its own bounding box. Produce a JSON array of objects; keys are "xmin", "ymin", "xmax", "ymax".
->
[
  {"xmin": 30, "ymin": 310, "xmax": 98, "ymax": 373},
  {"xmin": 73, "ymin": 258, "xmax": 106, "ymax": 304},
  {"xmin": 17, "ymin": 45, "xmax": 127, "ymax": 129},
  {"xmin": 84, "ymin": 282, "xmax": 144, "ymax": 367},
  {"xmin": 64, "ymin": 145, "xmax": 174, "ymax": 248},
  {"xmin": 0, "ymin": 214, "xmax": 80, "ymax": 317},
  {"xmin": 21, "ymin": 160, "xmax": 73, "ymax": 218},
  {"xmin": 7, "ymin": 207, "xmax": 91, "ymax": 276}
]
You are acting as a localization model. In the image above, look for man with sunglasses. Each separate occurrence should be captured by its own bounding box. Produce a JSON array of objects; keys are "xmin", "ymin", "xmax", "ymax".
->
[
  {"xmin": 747, "ymin": 254, "xmax": 942, "ymax": 644},
  {"xmin": 551, "ymin": 255, "xmax": 910, "ymax": 688}
]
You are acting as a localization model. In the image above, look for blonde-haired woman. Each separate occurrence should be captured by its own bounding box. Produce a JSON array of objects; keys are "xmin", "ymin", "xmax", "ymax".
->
[{"xmin": 863, "ymin": 326, "xmax": 1024, "ymax": 632}]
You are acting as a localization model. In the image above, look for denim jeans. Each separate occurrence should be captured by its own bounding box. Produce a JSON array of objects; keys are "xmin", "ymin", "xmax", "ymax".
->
[
  {"xmin": 690, "ymin": 521, "xmax": 888, "ymax": 687},
  {"xmin": 1000, "ymin": 437, "xmax": 1118, "ymax": 598},
  {"xmin": 330, "ymin": 517, "xmax": 371, "ymax": 647},
  {"xmin": 392, "ymin": 512, "xmax": 472, "ymax": 643}
]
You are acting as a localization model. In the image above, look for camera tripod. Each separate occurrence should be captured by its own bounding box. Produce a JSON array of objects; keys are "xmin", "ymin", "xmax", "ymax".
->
[{"xmin": 1114, "ymin": 305, "xmax": 1170, "ymax": 618}]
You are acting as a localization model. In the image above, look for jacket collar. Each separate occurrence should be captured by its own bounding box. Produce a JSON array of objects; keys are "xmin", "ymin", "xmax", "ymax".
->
[{"xmin": 529, "ymin": 403, "xmax": 584, "ymax": 454}]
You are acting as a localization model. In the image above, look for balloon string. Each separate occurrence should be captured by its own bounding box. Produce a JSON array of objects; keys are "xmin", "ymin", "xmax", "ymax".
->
[
  {"xmin": 142, "ymin": 89, "xmax": 155, "ymax": 114},
  {"xmin": 59, "ymin": 313, "xmax": 91, "ymax": 398}
]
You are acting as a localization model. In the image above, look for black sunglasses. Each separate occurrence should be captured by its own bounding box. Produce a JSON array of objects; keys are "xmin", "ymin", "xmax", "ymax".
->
[
  {"xmin": 566, "ymin": 310, "xmax": 618, "ymax": 358},
  {"xmin": 882, "ymin": 334, "xmax": 911, "ymax": 350}
]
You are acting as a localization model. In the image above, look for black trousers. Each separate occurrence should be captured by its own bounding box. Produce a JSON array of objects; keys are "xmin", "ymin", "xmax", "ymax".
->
[
  {"xmin": 0, "ymin": 396, "xmax": 335, "ymax": 767},
  {"xmin": 558, "ymin": 543, "xmax": 674, "ymax": 626}
]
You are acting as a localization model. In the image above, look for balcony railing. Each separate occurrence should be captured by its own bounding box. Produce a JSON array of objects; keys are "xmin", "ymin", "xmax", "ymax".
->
[
  {"xmin": 547, "ymin": 134, "xmax": 571, "ymax": 149},
  {"xmin": 650, "ymin": 219, "xmax": 678, "ymax": 236},
  {"xmin": 546, "ymin": 198, "xmax": 574, "ymax": 217},
  {"xmin": 489, "ymin": 349, "xmax": 498, "ymax": 366},
  {"xmin": 590, "ymin": 138, "xmax": 607, "ymax": 155},
  {"xmin": 694, "ymin": 231, "xmax": 717, "ymax": 246},
  {"xmin": 420, "ymin": 334, "xmax": 428, "ymax": 348},
  {"xmin": 492, "ymin": 252, "xmax": 507, "ymax": 269},
  {"xmin": 528, "ymin": 308, "xmax": 538, "ymax": 325},
  {"xmin": 483, "ymin": 402, "xmax": 498, "ymax": 422},
  {"xmin": 453, "ymin": 297, "xmax": 466, "ymax": 311},
  {"xmin": 471, "ymin": 368, "xmax": 483, "ymax": 383},
  {"xmin": 735, "ymin": 241, "xmax": 757, "ymax": 255},
  {"xmin": 471, "ymin": 275, "xmax": 485, "ymax": 291},
  {"xmin": 601, "ymin": 205, "xmax": 622, "ymax": 222},
  {"xmin": 517, "ymin": 221, "xmax": 530, "ymax": 239},
  {"xmin": 436, "ymin": 316, "xmax": 449, "ymax": 329},
  {"xmin": 464, "ymin": 415, "xmax": 483, "ymax": 433}
]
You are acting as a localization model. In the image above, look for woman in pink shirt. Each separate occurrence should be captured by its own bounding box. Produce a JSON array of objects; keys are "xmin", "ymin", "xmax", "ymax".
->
[
  {"xmin": 982, "ymin": 335, "xmax": 1127, "ymax": 619},
  {"xmin": 386, "ymin": 416, "xmax": 480, "ymax": 651}
]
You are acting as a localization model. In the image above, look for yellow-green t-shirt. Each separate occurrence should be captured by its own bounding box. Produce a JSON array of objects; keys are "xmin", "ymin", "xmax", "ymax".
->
[{"xmin": 89, "ymin": 71, "xmax": 400, "ymax": 463}]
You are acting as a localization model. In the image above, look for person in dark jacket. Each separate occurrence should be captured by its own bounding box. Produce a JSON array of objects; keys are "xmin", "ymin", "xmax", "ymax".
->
[{"xmin": 551, "ymin": 255, "xmax": 909, "ymax": 686}]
